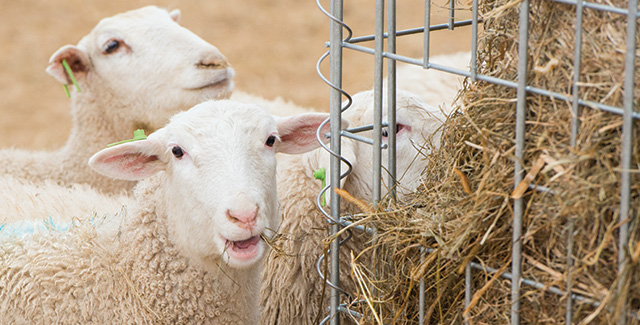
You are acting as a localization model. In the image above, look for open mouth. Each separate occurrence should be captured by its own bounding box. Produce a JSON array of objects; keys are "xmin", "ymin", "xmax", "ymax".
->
[{"xmin": 225, "ymin": 235, "xmax": 261, "ymax": 261}]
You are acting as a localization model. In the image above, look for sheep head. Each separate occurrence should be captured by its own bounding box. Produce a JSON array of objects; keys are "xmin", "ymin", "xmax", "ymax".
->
[
  {"xmin": 46, "ymin": 6, "xmax": 234, "ymax": 134},
  {"xmin": 89, "ymin": 100, "xmax": 330, "ymax": 270},
  {"xmin": 310, "ymin": 89, "xmax": 446, "ymax": 203}
]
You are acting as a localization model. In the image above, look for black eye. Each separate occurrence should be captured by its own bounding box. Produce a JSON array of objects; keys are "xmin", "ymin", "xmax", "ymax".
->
[
  {"xmin": 104, "ymin": 40, "xmax": 121, "ymax": 54},
  {"xmin": 265, "ymin": 135, "xmax": 276, "ymax": 147},
  {"xmin": 172, "ymin": 146, "xmax": 184, "ymax": 159},
  {"xmin": 381, "ymin": 129, "xmax": 389, "ymax": 137}
]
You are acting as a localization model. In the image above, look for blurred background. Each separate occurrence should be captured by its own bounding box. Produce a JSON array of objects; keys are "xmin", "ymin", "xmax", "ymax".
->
[{"xmin": 0, "ymin": 0, "xmax": 471, "ymax": 150}]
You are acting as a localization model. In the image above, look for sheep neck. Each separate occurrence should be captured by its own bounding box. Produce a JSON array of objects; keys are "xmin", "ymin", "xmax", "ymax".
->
[{"xmin": 55, "ymin": 87, "xmax": 144, "ymax": 193}]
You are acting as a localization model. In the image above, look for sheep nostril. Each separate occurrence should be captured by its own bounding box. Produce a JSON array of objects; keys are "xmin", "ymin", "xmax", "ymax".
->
[
  {"xmin": 197, "ymin": 59, "xmax": 228, "ymax": 70},
  {"xmin": 226, "ymin": 208, "xmax": 258, "ymax": 229}
]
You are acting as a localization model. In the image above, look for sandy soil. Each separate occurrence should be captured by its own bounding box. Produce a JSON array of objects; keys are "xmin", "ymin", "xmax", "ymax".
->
[{"xmin": 0, "ymin": 0, "xmax": 471, "ymax": 150}]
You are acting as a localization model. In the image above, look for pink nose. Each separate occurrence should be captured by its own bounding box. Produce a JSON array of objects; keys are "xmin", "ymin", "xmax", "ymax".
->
[{"xmin": 227, "ymin": 208, "xmax": 258, "ymax": 230}]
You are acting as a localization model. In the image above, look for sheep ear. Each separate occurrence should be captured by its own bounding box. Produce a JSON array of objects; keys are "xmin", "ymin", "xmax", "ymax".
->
[
  {"xmin": 46, "ymin": 45, "xmax": 90, "ymax": 85},
  {"xmin": 88, "ymin": 139, "xmax": 166, "ymax": 181},
  {"xmin": 169, "ymin": 9, "xmax": 181, "ymax": 23},
  {"xmin": 274, "ymin": 113, "xmax": 350, "ymax": 154}
]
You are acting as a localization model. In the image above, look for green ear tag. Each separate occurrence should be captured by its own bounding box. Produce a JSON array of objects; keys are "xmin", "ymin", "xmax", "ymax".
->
[
  {"xmin": 313, "ymin": 168, "xmax": 326, "ymax": 207},
  {"xmin": 61, "ymin": 59, "xmax": 82, "ymax": 97},
  {"xmin": 107, "ymin": 129, "xmax": 147, "ymax": 147}
]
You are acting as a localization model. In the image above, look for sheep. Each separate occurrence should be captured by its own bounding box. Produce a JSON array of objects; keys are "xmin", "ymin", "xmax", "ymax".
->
[
  {"xmin": 231, "ymin": 90, "xmax": 320, "ymax": 116},
  {"xmin": 390, "ymin": 51, "xmax": 471, "ymax": 114},
  {"xmin": 0, "ymin": 174, "xmax": 133, "ymax": 225},
  {"xmin": 261, "ymin": 89, "xmax": 447, "ymax": 325},
  {"xmin": 0, "ymin": 5, "xmax": 234, "ymax": 195},
  {"xmin": 0, "ymin": 99, "xmax": 337, "ymax": 324}
]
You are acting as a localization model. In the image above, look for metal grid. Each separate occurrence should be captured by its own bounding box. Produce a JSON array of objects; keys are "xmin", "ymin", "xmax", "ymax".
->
[{"xmin": 316, "ymin": 0, "xmax": 638, "ymax": 324}]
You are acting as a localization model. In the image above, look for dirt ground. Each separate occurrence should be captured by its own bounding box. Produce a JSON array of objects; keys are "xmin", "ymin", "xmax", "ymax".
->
[{"xmin": 0, "ymin": 0, "xmax": 471, "ymax": 150}]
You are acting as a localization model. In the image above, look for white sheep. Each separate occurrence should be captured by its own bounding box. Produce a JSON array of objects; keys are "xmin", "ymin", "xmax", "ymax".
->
[
  {"xmin": 0, "ymin": 174, "xmax": 133, "ymax": 225},
  {"xmin": 0, "ymin": 99, "xmax": 335, "ymax": 324},
  {"xmin": 231, "ymin": 90, "xmax": 320, "ymax": 116},
  {"xmin": 390, "ymin": 51, "xmax": 471, "ymax": 114},
  {"xmin": 261, "ymin": 89, "xmax": 447, "ymax": 324},
  {"xmin": 0, "ymin": 6, "xmax": 234, "ymax": 194}
]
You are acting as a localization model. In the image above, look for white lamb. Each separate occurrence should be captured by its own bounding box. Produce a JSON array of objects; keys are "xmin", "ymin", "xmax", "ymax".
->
[
  {"xmin": 261, "ymin": 89, "xmax": 447, "ymax": 324},
  {"xmin": 0, "ymin": 6, "xmax": 234, "ymax": 194},
  {"xmin": 390, "ymin": 51, "xmax": 471, "ymax": 114},
  {"xmin": 0, "ymin": 174, "xmax": 133, "ymax": 225},
  {"xmin": 0, "ymin": 100, "xmax": 334, "ymax": 324}
]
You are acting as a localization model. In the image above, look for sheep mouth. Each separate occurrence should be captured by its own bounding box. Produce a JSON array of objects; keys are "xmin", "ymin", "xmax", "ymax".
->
[
  {"xmin": 191, "ymin": 77, "xmax": 231, "ymax": 91},
  {"xmin": 224, "ymin": 235, "xmax": 261, "ymax": 261},
  {"xmin": 189, "ymin": 68, "xmax": 235, "ymax": 92}
]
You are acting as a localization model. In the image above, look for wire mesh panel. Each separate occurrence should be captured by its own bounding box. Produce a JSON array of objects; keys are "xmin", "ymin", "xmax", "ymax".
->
[{"xmin": 316, "ymin": 0, "xmax": 638, "ymax": 324}]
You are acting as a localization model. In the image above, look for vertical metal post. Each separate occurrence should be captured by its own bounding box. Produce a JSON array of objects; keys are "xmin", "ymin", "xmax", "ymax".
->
[
  {"xmin": 617, "ymin": 0, "xmax": 637, "ymax": 324},
  {"xmin": 329, "ymin": 0, "xmax": 344, "ymax": 324},
  {"xmin": 373, "ymin": 0, "xmax": 385, "ymax": 204},
  {"xmin": 566, "ymin": 1, "xmax": 585, "ymax": 323},
  {"xmin": 448, "ymin": 0, "xmax": 455, "ymax": 30},
  {"xmin": 387, "ymin": 0, "xmax": 397, "ymax": 200},
  {"xmin": 465, "ymin": 264, "xmax": 472, "ymax": 325},
  {"xmin": 423, "ymin": 0, "xmax": 431, "ymax": 68},
  {"xmin": 512, "ymin": 1, "xmax": 530, "ymax": 324},
  {"xmin": 470, "ymin": 0, "xmax": 479, "ymax": 81},
  {"xmin": 419, "ymin": 248, "xmax": 426, "ymax": 325}
]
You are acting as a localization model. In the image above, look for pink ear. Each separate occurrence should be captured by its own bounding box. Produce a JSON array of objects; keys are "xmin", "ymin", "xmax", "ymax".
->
[
  {"xmin": 46, "ymin": 45, "xmax": 90, "ymax": 85},
  {"xmin": 275, "ymin": 113, "xmax": 350, "ymax": 155},
  {"xmin": 169, "ymin": 9, "xmax": 181, "ymax": 23},
  {"xmin": 88, "ymin": 140, "xmax": 166, "ymax": 181}
]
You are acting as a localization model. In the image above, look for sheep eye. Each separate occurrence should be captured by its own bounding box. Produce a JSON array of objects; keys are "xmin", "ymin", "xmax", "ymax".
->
[
  {"xmin": 104, "ymin": 40, "xmax": 121, "ymax": 54},
  {"xmin": 171, "ymin": 146, "xmax": 184, "ymax": 159},
  {"xmin": 265, "ymin": 135, "xmax": 276, "ymax": 148},
  {"xmin": 382, "ymin": 124, "xmax": 407, "ymax": 138}
]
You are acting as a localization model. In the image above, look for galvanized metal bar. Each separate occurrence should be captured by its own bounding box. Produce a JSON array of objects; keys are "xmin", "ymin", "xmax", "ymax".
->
[
  {"xmin": 470, "ymin": 0, "xmax": 479, "ymax": 81},
  {"xmin": 328, "ymin": 0, "xmax": 344, "ymax": 323},
  {"xmin": 465, "ymin": 264, "xmax": 472, "ymax": 325},
  {"xmin": 423, "ymin": 0, "xmax": 431, "ymax": 68},
  {"xmin": 339, "ymin": 130, "xmax": 389, "ymax": 148},
  {"xmin": 419, "ymin": 247, "xmax": 426, "ymax": 325},
  {"xmin": 448, "ymin": 0, "xmax": 455, "ymax": 30},
  {"xmin": 387, "ymin": 0, "xmax": 397, "ymax": 202},
  {"xmin": 550, "ymin": 0, "xmax": 640, "ymax": 17},
  {"xmin": 566, "ymin": 1, "xmax": 585, "ymax": 322},
  {"xmin": 372, "ymin": 0, "xmax": 385, "ymax": 204},
  {"xmin": 342, "ymin": 19, "xmax": 476, "ymax": 44},
  {"xmin": 512, "ymin": 1, "xmax": 530, "ymax": 323},
  {"xmin": 617, "ymin": 0, "xmax": 638, "ymax": 323}
]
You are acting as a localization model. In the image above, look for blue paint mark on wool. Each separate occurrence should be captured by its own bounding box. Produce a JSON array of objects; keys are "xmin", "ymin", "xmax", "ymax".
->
[{"xmin": 0, "ymin": 215, "xmax": 109, "ymax": 238}]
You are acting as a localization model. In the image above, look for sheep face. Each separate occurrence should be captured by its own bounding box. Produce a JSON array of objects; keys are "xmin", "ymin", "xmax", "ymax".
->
[
  {"xmin": 89, "ymin": 100, "xmax": 332, "ymax": 270},
  {"xmin": 314, "ymin": 90, "xmax": 445, "ymax": 201},
  {"xmin": 46, "ymin": 6, "xmax": 234, "ymax": 132}
]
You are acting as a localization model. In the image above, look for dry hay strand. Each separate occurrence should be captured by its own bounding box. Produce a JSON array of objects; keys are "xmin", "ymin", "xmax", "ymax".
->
[{"xmin": 341, "ymin": 0, "xmax": 640, "ymax": 323}]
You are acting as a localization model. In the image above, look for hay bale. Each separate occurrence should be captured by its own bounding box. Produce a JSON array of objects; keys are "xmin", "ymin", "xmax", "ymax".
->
[{"xmin": 344, "ymin": 0, "xmax": 640, "ymax": 323}]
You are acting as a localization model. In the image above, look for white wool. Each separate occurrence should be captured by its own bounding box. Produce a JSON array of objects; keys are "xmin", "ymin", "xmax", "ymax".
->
[
  {"xmin": 0, "ymin": 6, "xmax": 235, "ymax": 194},
  {"xmin": 389, "ymin": 51, "xmax": 471, "ymax": 114},
  {"xmin": 0, "ymin": 174, "xmax": 133, "ymax": 225},
  {"xmin": 0, "ymin": 100, "xmax": 331, "ymax": 323},
  {"xmin": 231, "ymin": 90, "xmax": 319, "ymax": 116}
]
